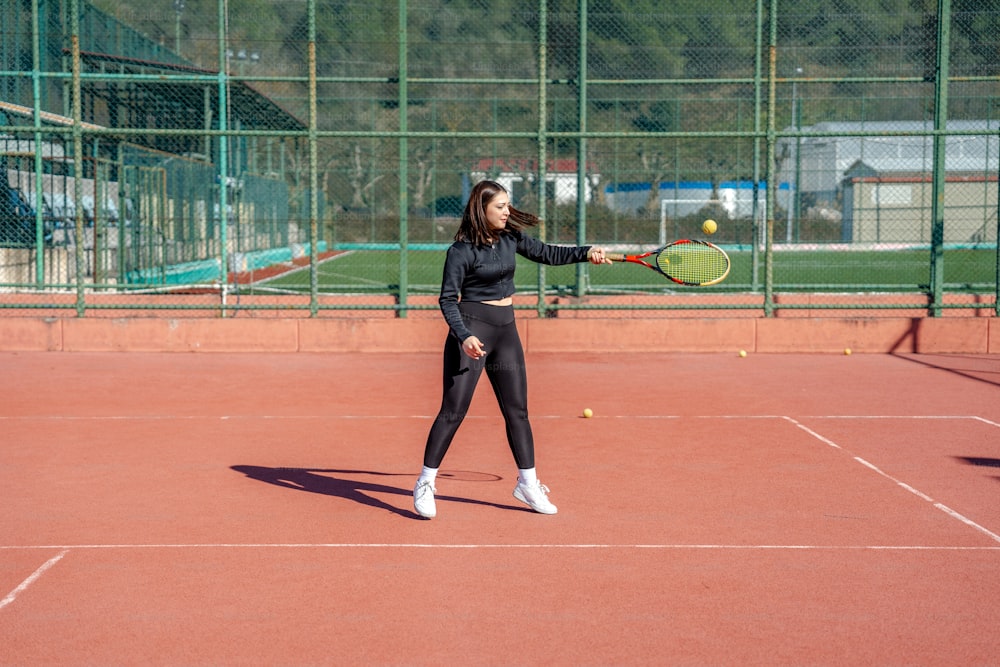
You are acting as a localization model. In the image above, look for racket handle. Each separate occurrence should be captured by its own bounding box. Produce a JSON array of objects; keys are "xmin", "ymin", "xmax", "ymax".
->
[{"xmin": 606, "ymin": 252, "xmax": 625, "ymax": 262}]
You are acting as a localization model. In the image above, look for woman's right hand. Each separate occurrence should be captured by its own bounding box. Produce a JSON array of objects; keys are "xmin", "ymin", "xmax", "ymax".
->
[{"xmin": 462, "ymin": 336, "xmax": 486, "ymax": 360}]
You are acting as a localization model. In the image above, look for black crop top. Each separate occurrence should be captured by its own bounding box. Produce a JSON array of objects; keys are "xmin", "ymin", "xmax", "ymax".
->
[{"xmin": 438, "ymin": 229, "xmax": 591, "ymax": 341}]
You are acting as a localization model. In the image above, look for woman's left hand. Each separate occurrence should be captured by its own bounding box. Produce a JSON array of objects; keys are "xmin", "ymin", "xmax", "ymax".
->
[{"xmin": 587, "ymin": 246, "xmax": 612, "ymax": 264}]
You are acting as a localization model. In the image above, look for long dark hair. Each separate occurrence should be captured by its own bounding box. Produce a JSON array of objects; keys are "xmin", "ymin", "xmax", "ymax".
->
[{"xmin": 456, "ymin": 180, "xmax": 539, "ymax": 246}]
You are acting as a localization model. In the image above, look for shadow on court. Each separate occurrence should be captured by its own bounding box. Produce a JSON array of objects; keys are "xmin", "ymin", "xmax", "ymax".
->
[
  {"xmin": 954, "ymin": 457, "xmax": 1000, "ymax": 485},
  {"xmin": 956, "ymin": 456, "xmax": 1000, "ymax": 468},
  {"xmin": 893, "ymin": 352, "xmax": 1000, "ymax": 388},
  {"xmin": 230, "ymin": 465, "xmax": 522, "ymax": 519}
]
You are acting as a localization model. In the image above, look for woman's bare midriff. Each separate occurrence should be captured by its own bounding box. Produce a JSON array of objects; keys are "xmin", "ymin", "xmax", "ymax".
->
[{"xmin": 482, "ymin": 297, "xmax": 513, "ymax": 306}]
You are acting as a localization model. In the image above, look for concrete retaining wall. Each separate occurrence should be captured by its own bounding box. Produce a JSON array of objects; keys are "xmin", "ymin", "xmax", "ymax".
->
[{"xmin": 1, "ymin": 316, "xmax": 996, "ymax": 354}]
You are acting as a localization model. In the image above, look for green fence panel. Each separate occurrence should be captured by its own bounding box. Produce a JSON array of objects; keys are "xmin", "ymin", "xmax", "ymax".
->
[{"xmin": 0, "ymin": 0, "xmax": 996, "ymax": 316}]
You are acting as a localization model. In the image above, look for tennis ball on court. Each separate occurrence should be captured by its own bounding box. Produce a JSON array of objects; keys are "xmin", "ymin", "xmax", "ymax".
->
[
  {"xmin": 738, "ymin": 349, "xmax": 747, "ymax": 357},
  {"xmin": 583, "ymin": 408, "xmax": 594, "ymax": 418},
  {"xmin": 702, "ymin": 219, "xmax": 718, "ymax": 235},
  {"xmin": 844, "ymin": 347, "xmax": 852, "ymax": 356}
]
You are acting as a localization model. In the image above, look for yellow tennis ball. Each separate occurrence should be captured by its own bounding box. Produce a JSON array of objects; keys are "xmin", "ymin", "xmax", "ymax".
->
[
  {"xmin": 844, "ymin": 348, "xmax": 852, "ymax": 356},
  {"xmin": 583, "ymin": 408, "xmax": 593, "ymax": 418},
  {"xmin": 702, "ymin": 219, "xmax": 717, "ymax": 235},
  {"xmin": 738, "ymin": 349, "xmax": 747, "ymax": 357}
]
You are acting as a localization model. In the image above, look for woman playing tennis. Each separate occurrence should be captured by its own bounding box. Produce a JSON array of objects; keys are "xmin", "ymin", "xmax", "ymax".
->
[{"xmin": 413, "ymin": 179, "xmax": 610, "ymax": 518}]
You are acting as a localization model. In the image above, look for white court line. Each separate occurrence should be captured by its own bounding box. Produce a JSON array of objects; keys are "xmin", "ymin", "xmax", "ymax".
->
[
  {"xmin": 784, "ymin": 416, "xmax": 1000, "ymax": 545},
  {"xmin": 0, "ymin": 550, "xmax": 68, "ymax": 611},
  {"xmin": 4, "ymin": 415, "xmax": 996, "ymax": 544},
  {"xmin": 0, "ymin": 543, "xmax": 997, "ymax": 552}
]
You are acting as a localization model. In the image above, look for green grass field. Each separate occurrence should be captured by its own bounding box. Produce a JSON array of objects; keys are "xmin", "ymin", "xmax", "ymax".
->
[{"xmin": 257, "ymin": 245, "xmax": 997, "ymax": 295}]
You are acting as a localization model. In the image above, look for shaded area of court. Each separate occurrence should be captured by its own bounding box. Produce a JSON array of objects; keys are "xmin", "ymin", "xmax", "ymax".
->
[{"xmin": 1, "ymin": 351, "xmax": 998, "ymax": 665}]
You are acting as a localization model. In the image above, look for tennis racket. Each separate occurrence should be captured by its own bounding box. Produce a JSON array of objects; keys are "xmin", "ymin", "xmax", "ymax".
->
[{"xmin": 607, "ymin": 239, "xmax": 731, "ymax": 286}]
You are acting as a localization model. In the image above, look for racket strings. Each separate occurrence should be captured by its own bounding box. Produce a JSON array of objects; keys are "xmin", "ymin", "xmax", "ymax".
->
[{"xmin": 656, "ymin": 244, "xmax": 729, "ymax": 285}]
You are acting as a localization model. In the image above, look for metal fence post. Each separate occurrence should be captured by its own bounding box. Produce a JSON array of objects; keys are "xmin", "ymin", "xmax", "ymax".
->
[
  {"xmin": 763, "ymin": 0, "xmax": 778, "ymax": 317},
  {"xmin": 929, "ymin": 0, "xmax": 952, "ymax": 317},
  {"xmin": 397, "ymin": 0, "xmax": 409, "ymax": 318},
  {"xmin": 751, "ymin": 0, "xmax": 765, "ymax": 292},
  {"xmin": 216, "ymin": 0, "xmax": 230, "ymax": 315},
  {"xmin": 575, "ymin": 0, "xmax": 589, "ymax": 298},
  {"xmin": 308, "ymin": 0, "xmax": 319, "ymax": 316},
  {"xmin": 70, "ymin": 0, "xmax": 85, "ymax": 316},
  {"xmin": 536, "ymin": 0, "xmax": 548, "ymax": 318},
  {"xmin": 30, "ymin": 0, "xmax": 46, "ymax": 286}
]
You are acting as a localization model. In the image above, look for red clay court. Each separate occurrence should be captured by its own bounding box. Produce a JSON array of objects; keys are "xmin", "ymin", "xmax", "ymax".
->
[{"xmin": 2, "ymin": 349, "xmax": 999, "ymax": 665}]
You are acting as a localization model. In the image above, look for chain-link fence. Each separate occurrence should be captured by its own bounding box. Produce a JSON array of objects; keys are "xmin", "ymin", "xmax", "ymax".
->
[{"xmin": 1, "ymin": 0, "xmax": 997, "ymax": 317}]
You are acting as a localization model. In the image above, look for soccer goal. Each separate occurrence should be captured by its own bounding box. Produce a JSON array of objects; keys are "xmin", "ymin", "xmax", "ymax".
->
[{"xmin": 658, "ymin": 198, "xmax": 727, "ymax": 245}]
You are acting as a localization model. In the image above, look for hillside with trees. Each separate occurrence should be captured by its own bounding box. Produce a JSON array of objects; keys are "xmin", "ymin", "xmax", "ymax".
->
[{"xmin": 84, "ymin": 0, "xmax": 997, "ymax": 225}]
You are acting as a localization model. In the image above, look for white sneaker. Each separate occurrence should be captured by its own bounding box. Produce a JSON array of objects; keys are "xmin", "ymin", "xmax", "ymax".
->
[
  {"xmin": 513, "ymin": 480, "xmax": 558, "ymax": 515},
  {"xmin": 413, "ymin": 479, "xmax": 436, "ymax": 518}
]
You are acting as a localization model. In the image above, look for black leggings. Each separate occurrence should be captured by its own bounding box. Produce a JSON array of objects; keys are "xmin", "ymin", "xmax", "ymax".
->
[{"xmin": 422, "ymin": 301, "xmax": 534, "ymax": 469}]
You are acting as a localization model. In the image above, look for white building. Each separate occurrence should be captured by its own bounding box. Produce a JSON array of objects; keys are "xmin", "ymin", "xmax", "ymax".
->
[{"xmin": 775, "ymin": 120, "xmax": 1000, "ymax": 205}]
